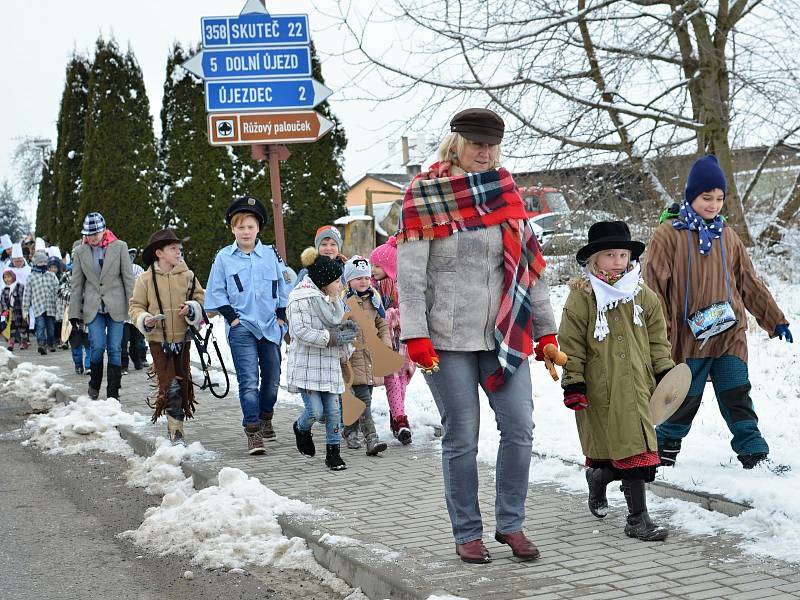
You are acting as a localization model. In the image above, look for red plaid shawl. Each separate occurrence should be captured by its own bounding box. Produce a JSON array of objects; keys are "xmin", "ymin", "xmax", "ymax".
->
[{"xmin": 396, "ymin": 165, "xmax": 546, "ymax": 386}]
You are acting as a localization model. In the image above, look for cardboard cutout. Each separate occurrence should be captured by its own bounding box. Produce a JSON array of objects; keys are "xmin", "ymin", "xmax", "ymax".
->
[
  {"xmin": 340, "ymin": 295, "xmax": 404, "ymax": 425},
  {"xmin": 649, "ymin": 363, "xmax": 691, "ymax": 426}
]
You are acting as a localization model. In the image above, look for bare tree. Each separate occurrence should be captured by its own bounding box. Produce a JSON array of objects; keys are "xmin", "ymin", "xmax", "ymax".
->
[{"xmin": 333, "ymin": 0, "xmax": 800, "ymax": 244}]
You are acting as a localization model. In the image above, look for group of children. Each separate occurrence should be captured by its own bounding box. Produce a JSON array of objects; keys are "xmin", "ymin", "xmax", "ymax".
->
[
  {"xmin": 1, "ymin": 243, "xmax": 71, "ymax": 356},
  {"xmin": 559, "ymin": 155, "xmax": 792, "ymax": 542}
]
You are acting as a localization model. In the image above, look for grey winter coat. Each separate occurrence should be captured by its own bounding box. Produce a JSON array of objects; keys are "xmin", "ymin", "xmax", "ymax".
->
[
  {"xmin": 69, "ymin": 240, "xmax": 135, "ymax": 323},
  {"xmin": 398, "ymin": 226, "xmax": 557, "ymax": 350}
]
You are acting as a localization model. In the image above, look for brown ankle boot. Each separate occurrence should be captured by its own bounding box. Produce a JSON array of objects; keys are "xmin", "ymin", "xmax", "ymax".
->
[{"xmin": 244, "ymin": 423, "xmax": 265, "ymax": 455}]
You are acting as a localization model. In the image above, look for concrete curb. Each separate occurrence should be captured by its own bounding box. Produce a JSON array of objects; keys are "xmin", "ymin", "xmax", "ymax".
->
[{"xmin": 531, "ymin": 450, "xmax": 752, "ymax": 517}]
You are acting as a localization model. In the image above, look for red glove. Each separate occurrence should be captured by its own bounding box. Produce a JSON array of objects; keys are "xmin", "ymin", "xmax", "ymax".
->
[
  {"xmin": 405, "ymin": 337, "xmax": 440, "ymax": 370},
  {"xmin": 563, "ymin": 384, "xmax": 588, "ymax": 411},
  {"xmin": 534, "ymin": 334, "xmax": 558, "ymax": 362}
]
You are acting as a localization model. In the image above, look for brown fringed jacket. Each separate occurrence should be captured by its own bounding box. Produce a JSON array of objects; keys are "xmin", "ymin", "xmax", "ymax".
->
[{"xmin": 128, "ymin": 261, "xmax": 205, "ymax": 343}]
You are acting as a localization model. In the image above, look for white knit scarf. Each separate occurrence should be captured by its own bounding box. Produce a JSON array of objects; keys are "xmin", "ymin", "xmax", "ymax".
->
[{"xmin": 585, "ymin": 262, "xmax": 644, "ymax": 341}]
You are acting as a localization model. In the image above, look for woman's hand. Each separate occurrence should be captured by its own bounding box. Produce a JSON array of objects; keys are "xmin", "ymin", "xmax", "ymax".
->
[{"xmin": 178, "ymin": 303, "xmax": 189, "ymax": 317}]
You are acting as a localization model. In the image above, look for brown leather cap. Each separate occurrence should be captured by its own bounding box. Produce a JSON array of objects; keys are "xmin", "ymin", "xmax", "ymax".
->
[
  {"xmin": 450, "ymin": 108, "xmax": 505, "ymax": 145},
  {"xmin": 142, "ymin": 229, "xmax": 181, "ymax": 266}
]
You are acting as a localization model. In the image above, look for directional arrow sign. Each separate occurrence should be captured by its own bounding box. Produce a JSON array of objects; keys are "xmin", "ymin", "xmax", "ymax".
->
[
  {"xmin": 181, "ymin": 46, "xmax": 312, "ymax": 80},
  {"xmin": 205, "ymin": 78, "xmax": 332, "ymax": 112},
  {"xmin": 202, "ymin": 13, "xmax": 309, "ymax": 48},
  {"xmin": 207, "ymin": 111, "xmax": 334, "ymax": 146}
]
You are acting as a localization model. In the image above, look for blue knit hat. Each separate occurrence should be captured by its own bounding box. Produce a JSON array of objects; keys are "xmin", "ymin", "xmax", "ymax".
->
[
  {"xmin": 685, "ymin": 155, "xmax": 727, "ymax": 203},
  {"xmin": 81, "ymin": 212, "xmax": 106, "ymax": 235}
]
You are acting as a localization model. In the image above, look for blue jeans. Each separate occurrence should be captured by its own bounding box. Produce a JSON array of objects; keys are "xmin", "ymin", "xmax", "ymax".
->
[
  {"xmin": 424, "ymin": 350, "xmax": 534, "ymax": 544},
  {"xmin": 34, "ymin": 314, "xmax": 55, "ymax": 347},
  {"xmin": 228, "ymin": 324, "xmax": 281, "ymax": 426},
  {"xmin": 297, "ymin": 389, "xmax": 342, "ymax": 445},
  {"xmin": 87, "ymin": 314, "xmax": 124, "ymax": 366},
  {"xmin": 657, "ymin": 355, "xmax": 768, "ymax": 457}
]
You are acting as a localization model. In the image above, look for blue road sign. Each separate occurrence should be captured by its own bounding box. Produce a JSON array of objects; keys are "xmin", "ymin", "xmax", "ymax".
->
[
  {"xmin": 202, "ymin": 13, "xmax": 309, "ymax": 48},
  {"xmin": 205, "ymin": 78, "xmax": 333, "ymax": 112},
  {"xmin": 181, "ymin": 47, "xmax": 312, "ymax": 80}
]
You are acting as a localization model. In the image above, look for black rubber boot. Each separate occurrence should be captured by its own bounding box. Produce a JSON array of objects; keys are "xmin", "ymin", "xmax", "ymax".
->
[
  {"xmin": 88, "ymin": 361, "xmax": 104, "ymax": 399},
  {"xmin": 325, "ymin": 444, "xmax": 346, "ymax": 471},
  {"xmin": 293, "ymin": 421, "xmax": 315, "ymax": 457},
  {"xmin": 586, "ymin": 467, "xmax": 616, "ymax": 518},
  {"xmin": 621, "ymin": 480, "xmax": 668, "ymax": 541},
  {"xmin": 657, "ymin": 439, "xmax": 681, "ymax": 467},
  {"xmin": 106, "ymin": 364, "xmax": 122, "ymax": 399}
]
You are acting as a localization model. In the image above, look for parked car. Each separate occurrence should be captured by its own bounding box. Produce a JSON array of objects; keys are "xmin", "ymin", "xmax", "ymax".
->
[
  {"xmin": 518, "ymin": 186, "xmax": 570, "ymax": 218},
  {"xmin": 520, "ymin": 186, "xmax": 573, "ymax": 253}
]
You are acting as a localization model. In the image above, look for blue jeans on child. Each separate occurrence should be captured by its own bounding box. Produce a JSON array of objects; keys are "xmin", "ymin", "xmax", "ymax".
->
[
  {"xmin": 87, "ymin": 314, "xmax": 124, "ymax": 366},
  {"xmin": 297, "ymin": 389, "xmax": 342, "ymax": 445},
  {"xmin": 34, "ymin": 314, "xmax": 55, "ymax": 347},
  {"xmin": 228, "ymin": 324, "xmax": 281, "ymax": 426},
  {"xmin": 424, "ymin": 350, "xmax": 534, "ymax": 545}
]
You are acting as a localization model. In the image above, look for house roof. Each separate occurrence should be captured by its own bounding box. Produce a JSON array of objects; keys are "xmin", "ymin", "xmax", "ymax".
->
[{"xmin": 348, "ymin": 172, "xmax": 412, "ymax": 191}]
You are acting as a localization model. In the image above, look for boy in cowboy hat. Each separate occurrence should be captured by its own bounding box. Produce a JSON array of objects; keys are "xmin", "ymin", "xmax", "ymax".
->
[
  {"xmin": 558, "ymin": 221, "xmax": 675, "ymax": 542},
  {"xmin": 205, "ymin": 196, "xmax": 290, "ymax": 455},
  {"xmin": 129, "ymin": 229, "xmax": 205, "ymax": 445}
]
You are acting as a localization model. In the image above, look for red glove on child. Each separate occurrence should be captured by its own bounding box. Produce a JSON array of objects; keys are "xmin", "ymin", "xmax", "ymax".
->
[
  {"xmin": 405, "ymin": 337, "xmax": 440, "ymax": 370},
  {"xmin": 563, "ymin": 384, "xmax": 589, "ymax": 411},
  {"xmin": 534, "ymin": 334, "xmax": 558, "ymax": 362}
]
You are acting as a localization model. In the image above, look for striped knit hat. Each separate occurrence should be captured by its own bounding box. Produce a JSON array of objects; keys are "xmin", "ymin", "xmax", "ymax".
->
[{"xmin": 314, "ymin": 225, "xmax": 342, "ymax": 251}]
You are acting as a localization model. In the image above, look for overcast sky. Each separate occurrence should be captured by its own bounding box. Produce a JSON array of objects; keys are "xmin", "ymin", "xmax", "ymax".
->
[{"xmin": 3, "ymin": 0, "xmax": 435, "ymax": 221}]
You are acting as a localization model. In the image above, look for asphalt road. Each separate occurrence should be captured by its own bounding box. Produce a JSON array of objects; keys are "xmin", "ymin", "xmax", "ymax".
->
[{"xmin": 0, "ymin": 406, "xmax": 346, "ymax": 600}]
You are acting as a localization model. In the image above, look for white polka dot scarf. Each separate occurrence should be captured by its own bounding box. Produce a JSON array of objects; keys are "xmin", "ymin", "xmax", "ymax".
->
[{"xmin": 672, "ymin": 199, "xmax": 724, "ymax": 255}]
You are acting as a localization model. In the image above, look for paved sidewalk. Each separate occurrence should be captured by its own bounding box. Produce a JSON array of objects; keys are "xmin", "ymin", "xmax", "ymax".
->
[{"xmin": 8, "ymin": 349, "xmax": 800, "ymax": 600}]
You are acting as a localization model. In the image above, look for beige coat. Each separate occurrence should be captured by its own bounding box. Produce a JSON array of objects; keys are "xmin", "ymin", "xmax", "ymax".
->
[
  {"xmin": 347, "ymin": 290, "xmax": 391, "ymax": 386},
  {"xmin": 558, "ymin": 277, "xmax": 675, "ymax": 460},
  {"xmin": 128, "ymin": 261, "xmax": 205, "ymax": 344}
]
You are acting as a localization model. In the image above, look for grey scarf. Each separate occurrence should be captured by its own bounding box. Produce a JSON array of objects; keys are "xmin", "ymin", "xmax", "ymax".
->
[{"xmin": 310, "ymin": 295, "xmax": 345, "ymax": 328}]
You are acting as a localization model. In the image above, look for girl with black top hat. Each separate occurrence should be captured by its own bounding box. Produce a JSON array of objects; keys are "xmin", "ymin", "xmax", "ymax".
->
[{"xmin": 558, "ymin": 221, "xmax": 675, "ymax": 541}]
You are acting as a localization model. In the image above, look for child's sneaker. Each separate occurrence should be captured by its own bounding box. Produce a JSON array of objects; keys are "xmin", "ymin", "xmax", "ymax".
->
[
  {"xmin": 7, "ymin": 341, "xmax": 14, "ymax": 351},
  {"xmin": 38, "ymin": 347, "xmax": 47, "ymax": 356},
  {"xmin": 365, "ymin": 434, "xmax": 387, "ymax": 456},
  {"xmin": 391, "ymin": 415, "xmax": 413, "ymax": 445},
  {"xmin": 20, "ymin": 340, "xmax": 29, "ymax": 350},
  {"xmin": 74, "ymin": 364, "xmax": 84, "ymax": 375},
  {"xmin": 325, "ymin": 444, "xmax": 346, "ymax": 470}
]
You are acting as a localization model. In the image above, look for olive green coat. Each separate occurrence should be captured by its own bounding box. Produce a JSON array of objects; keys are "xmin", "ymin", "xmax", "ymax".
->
[{"xmin": 558, "ymin": 278, "xmax": 674, "ymax": 460}]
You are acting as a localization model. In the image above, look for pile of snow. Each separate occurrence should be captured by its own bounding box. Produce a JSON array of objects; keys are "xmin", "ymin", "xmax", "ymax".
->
[
  {"xmin": 0, "ymin": 356, "xmax": 70, "ymax": 409},
  {"xmin": 24, "ymin": 396, "xmax": 148, "ymax": 457},
  {"xmin": 120, "ymin": 466, "xmax": 350, "ymax": 591},
  {"xmin": 7, "ymin": 359, "xmax": 359, "ymax": 593},
  {"xmin": 125, "ymin": 437, "xmax": 214, "ymax": 496}
]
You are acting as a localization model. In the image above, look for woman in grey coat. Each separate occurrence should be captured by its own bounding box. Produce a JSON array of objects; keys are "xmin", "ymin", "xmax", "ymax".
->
[
  {"xmin": 69, "ymin": 212, "xmax": 134, "ymax": 400},
  {"xmin": 397, "ymin": 108, "xmax": 558, "ymax": 564}
]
